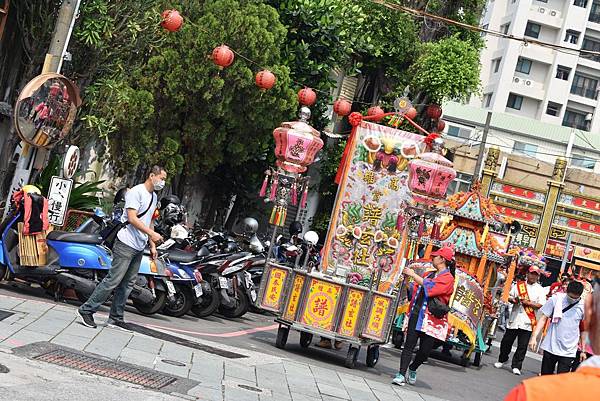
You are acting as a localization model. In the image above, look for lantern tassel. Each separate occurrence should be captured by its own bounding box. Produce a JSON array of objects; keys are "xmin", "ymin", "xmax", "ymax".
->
[
  {"xmin": 396, "ymin": 213, "xmax": 405, "ymax": 232},
  {"xmin": 417, "ymin": 217, "xmax": 425, "ymax": 237},
  {"xmin": 291, "ymin": 182, "xmax": 298, "ymax": 206},
  {"xmin": 300, "ymin": 184, "xmax": 309, "ymax": 208},
  {"xmin": 269, "ymin": 174, "xmax": 278, "ymax": 201},
  {"xmin": 259, "ymin": 174, "xmax": 269, "ymax": 197}
]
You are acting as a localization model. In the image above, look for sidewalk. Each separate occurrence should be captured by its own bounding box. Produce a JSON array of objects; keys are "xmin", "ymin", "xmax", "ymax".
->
[{"xmin": 0, "ymin": 294, "xmax": 449, "ymax": 401}]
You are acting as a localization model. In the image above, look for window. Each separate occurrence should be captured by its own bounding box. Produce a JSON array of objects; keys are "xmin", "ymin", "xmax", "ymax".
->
[
  {"xmin": 483, "ymin": 93, "xmax": 493, "ymax": 107},
  {"xmin": 546, "ymin": 102, "xmax": 562, "ymax": 116},
  {"xmin": 590, "ymin": 1, "xmax": 600, "ymax": 23},
  {"xmin": 492, "ymin": 58, "xmax": 502, "ymax": 73},
  {"xmin": 447, "ymin": 172, "xmax": 473, "ymax": 195},
  {"xmin": 574, "ymin": 0, "xmax": 588, "ymax": 7},
  {"xmin": 447, "ymin": 125, "xmax": 472, "ymax": 139},
  {"xmin": 565, "ymin": 30, "xmax": 580, "ymax": 44},
  {"xmin": 513, "ymin": 141, "xmax": 538, "ymax": 157},
  {"xmin": 525, "ymin": 22, "xmax": 541, "ymax": 38},
  {"xmin": 572, "ymin": 155, "xmax": 596, "ymax": 169},
  {"xmin": 571, "ymin": 74, "xmax": 599, "ymax": 99},
  {"xmin": 507, "ymin": 93, "xmax": 524, "ymax": 110},
  {"xmin": 500, "ymin": 23, "xmax": 510, "ymax": 34},
  {"xmin": 515, "ymin": 57, "xmax": 532, "ymax": 74},
  {"xmin": 582, "ymin": 37, "xmax": 600, "ymax": 62},
  {"xmin": 563, "ymin": 109, "xmax": 590, "ymax": 130},
  {"xmin": 556, "ymin": 65, "xmax": 571, "ymax": 80}
]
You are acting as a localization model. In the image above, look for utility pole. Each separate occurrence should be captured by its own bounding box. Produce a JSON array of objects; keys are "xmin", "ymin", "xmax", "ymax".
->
[
  {"xmin": 3, "ymin": 0, "xmax": 80, "ymax": 219},
  {"xmin": 473, "ymin": 111, "xmax": 492, "ymax": 183}
]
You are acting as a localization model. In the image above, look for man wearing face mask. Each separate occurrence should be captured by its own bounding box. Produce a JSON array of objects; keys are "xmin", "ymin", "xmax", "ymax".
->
[
  {"xmin": 529, "ymin": 280, "xmax": 585, "ymax": 375},
  {"xmin": 77, "ymin": 166, "xmax": 166, "ymax": 330}
]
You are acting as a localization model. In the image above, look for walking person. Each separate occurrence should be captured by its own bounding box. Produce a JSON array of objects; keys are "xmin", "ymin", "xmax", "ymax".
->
[
  {"xmin": 503, "ymin": 278, "xmax": 600, "ymax": 401},
  {"xmin": 392, "ymin": 244, "xmax": 456, "ymax": 386},
  {"xmin": 494, "ymin": 267, "xmax": 546, "ymax": 375},
  {"xmin": 76, "ymin": 166, "xmax": 166, "ymax": 329}
]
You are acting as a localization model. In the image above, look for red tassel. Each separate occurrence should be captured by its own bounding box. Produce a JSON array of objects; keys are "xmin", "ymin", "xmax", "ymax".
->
[
  {"xmin": 396, "ymin": 213, "xmax": 405, "ymax": 232},
  {"xmin": 259, "ymin": 174, "xmax": 269, "ymax": 197},
  {"xmin": 269, "ymin": 174, "xmax": 278, "ymax": 201},
  {"xmin": 300, "ymin": 185, "xmax": 308, "ymax": 208},
  {"xmin": 417, "ymin": 217, "xmax": 425, "ymax": 237},
  {"xmin": 291, "ymin": 182, "xmax": 298, "ymax": 206}
]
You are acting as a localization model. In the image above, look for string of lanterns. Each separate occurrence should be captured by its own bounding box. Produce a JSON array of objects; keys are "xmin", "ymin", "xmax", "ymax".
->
[{"xmin": 159, "ymin": 9, "xmax": 446, "ymax": 125}]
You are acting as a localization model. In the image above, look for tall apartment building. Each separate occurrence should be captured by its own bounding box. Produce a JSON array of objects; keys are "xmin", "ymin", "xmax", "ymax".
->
[{"xmin": 477, "ymin": 0, "xmax": 600, "ymax": 132}]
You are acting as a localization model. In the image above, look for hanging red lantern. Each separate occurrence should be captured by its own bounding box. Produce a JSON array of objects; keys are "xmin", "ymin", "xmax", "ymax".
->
[
  {"xmin": 161, "ymin": 9, "xmax": 183, "ymax": 32},
  {"xmin": 348, "ymin": 112, "xmax": 363, "ymax": 127},
  {"xmin": 405, "ymin": 107, "xmax": 418, "ymax": 120},
  {"xmin": 212, "ymin": 45, "xmax": 235, "ymax": 69},
  {"xmin": 437, "ymin": 119, "xmax": 446, "ymax": 132},
  {"xmin": 367, "ymin": 106, "xmax": 385, "ymax": 122},
  {"xmin": 298, "ymin": 88, "xmax": 317, "ymax": 106},
  {"xmin": 255, "ymin": 70, "xmax": 276, "ymax": 90},
  {"xmin": 333, "ymin": 99, "xmax": 352, "ymax": 116},
  {"xmin": 426, "ymin": 104, "xmax": 443, "ymax": 120}
]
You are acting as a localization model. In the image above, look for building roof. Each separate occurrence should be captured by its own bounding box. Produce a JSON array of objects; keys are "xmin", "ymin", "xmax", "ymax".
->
[{"xmin": 442, "ymin": 101, "xmax": 600, "ymax": 152}]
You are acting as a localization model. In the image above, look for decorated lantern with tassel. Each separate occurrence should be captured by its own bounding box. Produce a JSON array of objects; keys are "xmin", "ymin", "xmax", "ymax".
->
[
  {"xmin": 212, "ymin": 45, "xmax": 235, "ymax": 69},
  {"xmin": 407, "ymin": 137, "xmax": 457, "ymax": 206}
]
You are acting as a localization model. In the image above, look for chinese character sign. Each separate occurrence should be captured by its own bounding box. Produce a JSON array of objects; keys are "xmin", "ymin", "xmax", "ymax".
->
[
  {"xmin": 300, "ymin": 279, "xmax": 342, "ymax": 331},
  {"xmin": 260, "ymin": 266, "xmax": 288, "ymax": 312},
  {"xmin": 450, "ymin": 270, "xmax": 485, "ymax": 344},
  {"xmin": 362, "ymin": 294, "xmax": 392, "ymax": 341},
  {"xmin": 338, "ymin": 289, "xmax": 366, "ymax": 337},
  {"xmin": 283, "ymin": 274, "xmax": 306, "ymax": 321},
  {"xmin": 47, "ymin": 176, "xmax": 73, "ymax": 226},
  {"xmin": 322, "ymin": 122, "xmax": 423, "ymax": 292}
]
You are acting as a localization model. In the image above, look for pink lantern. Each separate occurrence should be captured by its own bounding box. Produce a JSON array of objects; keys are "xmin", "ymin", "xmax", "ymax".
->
[
  {"xmin": 407, "ymin": 137, "xmax": 456, "ymax": 205},
  {"xmin": 273, "ymin": 107, "xmax": 324, "ymax": 174}
]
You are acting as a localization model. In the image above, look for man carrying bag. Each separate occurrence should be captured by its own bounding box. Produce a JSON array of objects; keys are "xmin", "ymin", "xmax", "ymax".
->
[{"xmin": 77, "ymin": 166, "xmax": 166, "ymax": 329}]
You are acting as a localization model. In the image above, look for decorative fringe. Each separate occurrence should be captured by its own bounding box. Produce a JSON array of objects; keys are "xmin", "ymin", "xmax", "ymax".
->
[
  {"xmin": 480, "ymin": 224, "xmax": 489, "ymax": 245},
  {"xmin": 259, "ymin": 174, "xmax": 269, "ymax": 197},
  {"xmin": 300, "ymin": 184, "xmax": 308, "ymax": 208},
  {"xmin": 430, "ymin": 222, "xmax": 440, "ymax": 240},
  {"xmin": 476, "ymin": 254, "xmax": 487, "ymax": 283},
  {"xmin": 269, "ymin": 205, "xmax": 287, "ymax": 227},
  {"xmin": 291, "ymin": 182, "xmax": 298, "ymax": 206},
  {"xmin": 417, "ymin": 217, "xmax": 425, "ymax": 237},
  {"xmin": 423, "ymin": 243, "xmax": 433, "ymax": 259},
  {"xmin": 269, "ymin": 174, "xmax": 278, "ymax": 201},
  {"xmin": 448, "ymin": 313, "xmax": 476, "ymax": 348}
]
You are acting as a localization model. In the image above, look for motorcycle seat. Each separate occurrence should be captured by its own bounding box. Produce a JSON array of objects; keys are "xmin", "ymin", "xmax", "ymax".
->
[
  {"xmin": 47, "ymin": 231, "xmax": 103, "ymax": 245},
  {"xmin": 144, "ymin": 248, "xmax": 197, "ymax": 263}
]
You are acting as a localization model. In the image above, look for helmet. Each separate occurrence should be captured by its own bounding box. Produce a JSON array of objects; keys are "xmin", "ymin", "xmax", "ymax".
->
[
  {"xmin": 113, "ymin": 187, "xmax": 128, "ymax": 205},
  {"xmin": 159, "ymin": 194, "xmax": 181, "ymax": 210},
  {"xmin": 22, "ymin": 185, "xmax": 41, "ymax": 195},
  {"xmin": 304, "ymin": 231, "xmax": 319, "ymax": 246},
  {"xmin": 162, "ymin": 203, "xmax": 183, "ymax": 225},
  {"xmin": 289, "ymin": 221, "xmax": 303, "ymax": 236},
  {"xmin": 238, "ymin": 217, "xmax": 259, "ymax": 235}
]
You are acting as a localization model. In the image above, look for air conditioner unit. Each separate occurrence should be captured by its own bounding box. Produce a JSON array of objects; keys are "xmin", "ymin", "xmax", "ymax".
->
[
  {"xmin": 514, "ymin": 77, "xmax": 520, "ymax": 83},
  {"xmin": 526, "ymin": 80, "xmax": 532, "ymax": 86},
  {"xmin": 550, "ymin": 10, "xmax": 557, "ymax": 16},
  {"xmin": 539, "ymin": 7, "xmax": 545, "ymax": 13}
]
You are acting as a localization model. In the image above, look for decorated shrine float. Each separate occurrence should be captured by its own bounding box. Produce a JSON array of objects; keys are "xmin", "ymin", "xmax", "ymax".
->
[{"xmin": 257, "ymin": 98, "xmax": 459, "ymax": 368}]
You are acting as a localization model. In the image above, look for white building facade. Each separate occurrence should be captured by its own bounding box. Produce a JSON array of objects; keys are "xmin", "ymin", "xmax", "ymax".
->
[{"xmin": 476, "ymin": 0, "xmax": 600, "ymax": 132}]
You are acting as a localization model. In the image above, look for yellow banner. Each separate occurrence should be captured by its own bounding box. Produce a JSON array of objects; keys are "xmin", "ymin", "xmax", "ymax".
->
[
  {"xmin": 300, "ymin": 279, "xmax": 342, "ymax": 331},
  {"xmin": 283, "ymin": 274, "xmax": 305, "ymax": 321},
  {"xmin": 363, "ymin": 295, "xmax": 391, "ymax": 340},
  {"xmin": 338, "ymin": 289, "xmax": 365, "ymax": 337},
  {"xmin": 261, "ymin": 267, "xmax": 288, "ymax": 311}
]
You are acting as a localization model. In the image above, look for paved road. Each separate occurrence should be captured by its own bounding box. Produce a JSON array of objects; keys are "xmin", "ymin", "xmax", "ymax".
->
[{"xmin": 0, "ymin": 282, "xmax": 541, "ymax": 401}]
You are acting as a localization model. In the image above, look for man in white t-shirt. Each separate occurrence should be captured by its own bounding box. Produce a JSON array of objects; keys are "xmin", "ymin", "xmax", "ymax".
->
[
  {"xmin": 529, "ymin": 280, "xmax": 585, "ymax": 375},
  {"xmin": 495, "ymin": 267, "xmax": 546, "ymax": 375},
  {"xmin": 77, "ymin": 166, "xmax": 166, "ymax": 330}
]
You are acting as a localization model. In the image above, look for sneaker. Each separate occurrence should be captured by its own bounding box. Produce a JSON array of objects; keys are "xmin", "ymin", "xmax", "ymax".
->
[
  {"xmin": 494, "ymin": 362, "xmax": 504, "ymax": 369},
  {"xmin": 107, "ymin": 319, "xmax": 133, "ymax": 332},
  {"xmin": 392, "ymin": 373, "xmax": 406, "ymax": 386},
  {"xmin": 407, "ymin": 369, "xmax": 417, "ymax": 385},
  {"xmin": 512, "ymin": 368, "xmax": 521, "ymax": 376},
  {"xmin": 76, "ymin": 310, "xmax": 96, "ymax": 328}
]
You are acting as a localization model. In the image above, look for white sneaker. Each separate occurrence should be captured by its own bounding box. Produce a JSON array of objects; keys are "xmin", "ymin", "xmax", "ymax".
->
[
  {"xmin": 512, "ymin": 368, "xmax": 521, "ymax": 375},
  {"xmin": 494, "ymin": 362, "xmax": 504, "ymax": 369}
]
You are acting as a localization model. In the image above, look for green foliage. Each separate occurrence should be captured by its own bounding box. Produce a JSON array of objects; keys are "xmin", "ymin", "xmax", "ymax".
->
[{"xmin": 409, "ymin": 35, "xmax": 482, "ymax": 103}]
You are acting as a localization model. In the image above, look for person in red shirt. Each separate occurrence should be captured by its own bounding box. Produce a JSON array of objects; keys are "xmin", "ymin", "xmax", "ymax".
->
[{"xmin": 503, "ymin": 277, "xmax": 600, "ymax": 401}]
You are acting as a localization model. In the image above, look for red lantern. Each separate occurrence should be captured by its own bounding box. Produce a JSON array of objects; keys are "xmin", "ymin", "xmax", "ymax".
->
[
  {"xmin": 255, "ymin": 70, "xmax": 276, "ymax": 90},
  {"xmin": 212, "ymin": 45, "xmax": 235, "ymax": 69},
  {"xmin": 367, "ymin": 106, "xmax": 385, "ymax": 122},
  {"xmin": 405, "ymin": 107, "xmax": 418, "ymax": 120},
  {"xmin": 298, "ymin": 88, "xmax": 317, "ymax": 106},
  {"xmin": 333, "ymin": 99, "xmax": 352, "ymax": 116},
  {"xmin": 161, "ymin": 9, "xmax": 183, "ymax": 32},
  {"xmin": 426, "ymin": 104, "xmax": 443, "ymax": 120},
  {"xmin": 437, "ymin": 120, "xmax": 446, "ymax": 132}
]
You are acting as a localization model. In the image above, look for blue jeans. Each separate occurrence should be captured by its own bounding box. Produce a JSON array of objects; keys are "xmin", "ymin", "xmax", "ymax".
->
[{"xmin": 79, "ymin": 239, "xmax": 143, "ymax": 321}]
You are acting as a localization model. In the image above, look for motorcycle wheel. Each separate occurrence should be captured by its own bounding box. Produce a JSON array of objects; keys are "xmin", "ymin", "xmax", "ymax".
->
[
  {"xmin": 163, "ymin": 284, "xmax": 194, "ymax": 317},
  {"xmin": 191, "ymin": 282, "xmax": 220, "ymax": 318},
  {"xmin": 219, "ymin": 288, "xmax": 249, "ymax": 318},
  {"xmin": 133, "ymin": 290, "xmax": 167, "ymax": 315}
]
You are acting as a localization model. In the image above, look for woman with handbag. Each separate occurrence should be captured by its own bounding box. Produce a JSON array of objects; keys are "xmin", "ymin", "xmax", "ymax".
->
[{"xmin": 393, "ymin": 244, "xmax": 456, "ymax": 386}]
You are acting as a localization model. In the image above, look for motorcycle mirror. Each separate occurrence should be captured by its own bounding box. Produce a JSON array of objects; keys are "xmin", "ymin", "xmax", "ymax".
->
[{"xmin": 304, "ymin": 231, "xmax": 319, "ymax": 246}]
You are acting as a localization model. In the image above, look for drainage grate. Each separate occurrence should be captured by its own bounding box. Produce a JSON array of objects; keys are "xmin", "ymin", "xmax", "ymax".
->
[
  {"xmin": 0, "ymin": 310, "xmax": 14, "ymax": 321},
  {"xmin": 34, "ymin": 349, "xmax": 176, "ymax": 389}
]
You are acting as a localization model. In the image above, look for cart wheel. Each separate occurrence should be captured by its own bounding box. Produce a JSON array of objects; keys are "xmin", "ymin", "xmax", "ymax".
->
[
  {"xmin": 275, "ymin": 326, "xmax": 289, "ymax": 349},
  {"xmin": 299, "ymin": 332, "xmax": 313, "ymax": 348},
  {"xmin": 473, "ymin": 351, "xmax": 482, "ymax": 367},
  {"xmin": 460, "ymin": 351, "xmax": 470, "ymax": 367},
  {"xmin": 392, "ymin": 330, "xmax": 404, "ymax": 349},
  {"xmin": 366, "ymin": 345, "xmax": 380, "ymax": 367},
  {"xmin": 345, "ymin": 346, "xmax": 359, "ymax": 369}
]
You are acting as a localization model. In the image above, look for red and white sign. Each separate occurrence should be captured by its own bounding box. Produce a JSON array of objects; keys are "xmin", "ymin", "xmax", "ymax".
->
[
  {"xmin": 496, "ymin": 206, "xmax": 536, "ymax": 222},
  {"xmin": 567, "ymin": 219, "xmax": 600, "ymax": 235},
  {"xmin": 545, "ymin": 239, "xmax": 574, "ymax": 261},
  {"xmin": 501, "ymin": 185, "xmax": 537, "ymax": 200},
  {"xmin": 571, "ymin": 197, "xmax": 600, "ymax": 212}
]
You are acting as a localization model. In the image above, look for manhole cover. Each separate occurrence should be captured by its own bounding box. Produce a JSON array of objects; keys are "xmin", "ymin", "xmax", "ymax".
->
[
  {"xmin": 34, "ymin": 349, "xmax": 176, "ymax": 389},
  {"xmin": 0, "ymin": 310, "xmax": 14, "ymax": 321}
]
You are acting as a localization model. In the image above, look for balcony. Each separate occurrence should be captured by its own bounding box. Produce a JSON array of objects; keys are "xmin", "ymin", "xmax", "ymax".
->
[
  {"xmin": 529, "ymin": 4, "xmax": 562, "ymax": 28},
  {"xmin": 511, "ymin": 76, "xmax": 545, "ymax": 99}
]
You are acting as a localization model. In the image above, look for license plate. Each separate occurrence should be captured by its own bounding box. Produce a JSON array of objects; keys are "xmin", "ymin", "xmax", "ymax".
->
[
  {"xmin": 166, "ymin": 280, "xmax": 176, "ymax": 295},
  {"xmin": 194, "ymin": 283, "xmax": 203, "ymax": 297},
  {"xmin": 219, "ymin": 277, "xmax": 229, "ymax": 289}
]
